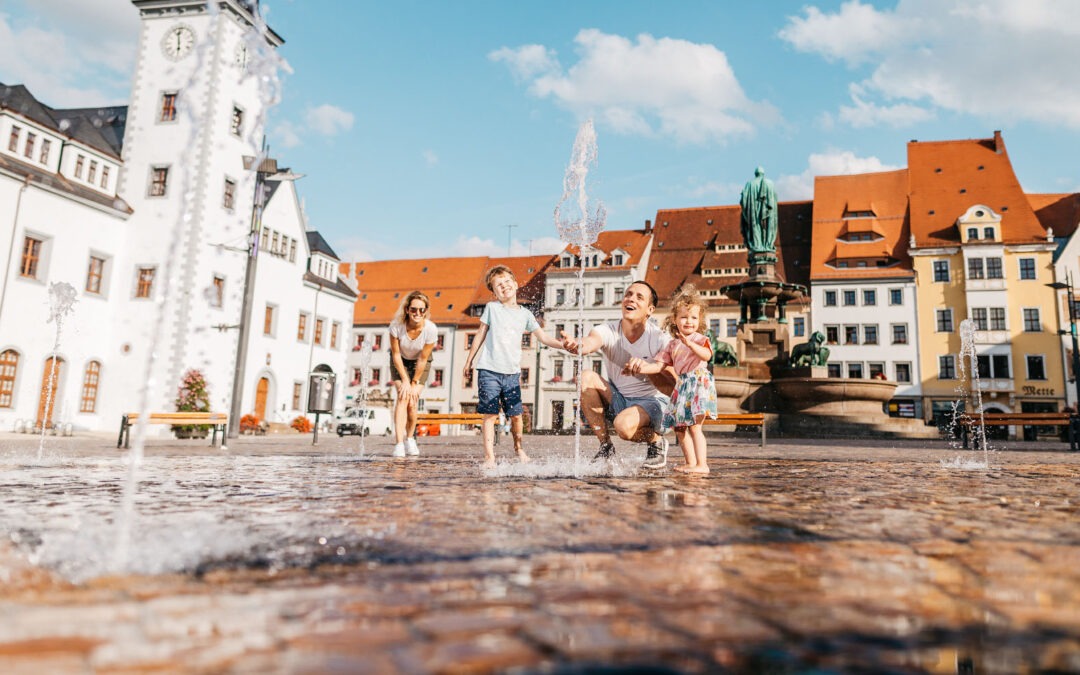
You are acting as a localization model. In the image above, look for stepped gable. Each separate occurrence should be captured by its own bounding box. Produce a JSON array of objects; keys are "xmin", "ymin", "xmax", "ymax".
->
[
  {"xmin": 346, "ymin": 257, "xmax": 492, "ymax": 328},
  {"xmin": 1029, "ymin": 192, "xmax": 1080, "ymax": 240},
  {"xmin": 810, "ymin": 168, "xmax": 913, "ymax": 281},
  {"xmin": 908, "ymin": 131, "xmax": 1046, "ymax": 246}
]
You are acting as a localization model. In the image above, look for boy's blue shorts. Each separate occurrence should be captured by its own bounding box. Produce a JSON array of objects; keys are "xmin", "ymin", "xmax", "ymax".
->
[{"xmin": 477, "ymin": 369, "xmax": 523, "ymax": 417}]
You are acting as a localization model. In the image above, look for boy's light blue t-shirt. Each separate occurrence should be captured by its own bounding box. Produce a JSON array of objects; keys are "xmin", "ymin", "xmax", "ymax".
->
[{"xmin": 475, "ymin": 301, "xmax": 539, "ymax": 374}]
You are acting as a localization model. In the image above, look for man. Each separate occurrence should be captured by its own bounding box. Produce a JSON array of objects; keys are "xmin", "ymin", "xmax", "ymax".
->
[{"xmin": 561, "ymin": 281, "xmax": 674, "ymax": 468}]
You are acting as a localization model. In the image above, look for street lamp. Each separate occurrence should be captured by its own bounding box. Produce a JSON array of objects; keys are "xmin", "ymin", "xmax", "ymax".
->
[{"xmin": 1047, "ymin": 273, "xmax": 1080, "ymax": 451}]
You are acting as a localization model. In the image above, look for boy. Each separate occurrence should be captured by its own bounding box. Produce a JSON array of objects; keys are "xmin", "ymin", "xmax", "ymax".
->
[{"xmin": 463, "ymin": 265, "xmax": 566, "ymax": 466}]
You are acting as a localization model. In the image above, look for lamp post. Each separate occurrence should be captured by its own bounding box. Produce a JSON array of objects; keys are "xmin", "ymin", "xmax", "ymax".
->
[{"xmin": 1048, "ymin": 273, "xmax": 1080, "ymax": 451}]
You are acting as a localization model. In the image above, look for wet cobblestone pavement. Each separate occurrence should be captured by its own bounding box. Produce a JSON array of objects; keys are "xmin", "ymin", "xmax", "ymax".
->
[{"xmin": 0, "ymin": 431, "xmax": 1078, "ymax": 673}]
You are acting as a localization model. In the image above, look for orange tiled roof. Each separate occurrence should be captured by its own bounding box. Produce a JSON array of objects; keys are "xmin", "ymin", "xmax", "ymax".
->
[
  {"xmin": 908, "ymin": 131, "xmax": 1045, "ymax": 246},
  {"xmin": 1028, "ymin": 193, "xmax": 1080, "ymax": 239},
  {"xmin": 559, "ymin": 228, "xmax": 652, "ymax": 269},
  {"xmin": 467, "ymin": 254, "xmax": 557, "ymax": 307},
  {"xmin": 810, "ymin": 168, "xmax": 914, "ymax": 281}
]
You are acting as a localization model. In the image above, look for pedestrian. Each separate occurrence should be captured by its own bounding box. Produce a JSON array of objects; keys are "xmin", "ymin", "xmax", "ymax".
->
[
  {"xmin": 628, "ymin": 287, "xmax": 717, "ymax": 473},
  {"xmin": 463, "ymin": 265, "xmax": 566, "ymax": 466},
  {"xmin": 561, "ymin": 281, "xmax": 674, "ymax": 468},
  {"xmin": 389, "ymin": 290, "xmax": 437, "ymax": 457}
]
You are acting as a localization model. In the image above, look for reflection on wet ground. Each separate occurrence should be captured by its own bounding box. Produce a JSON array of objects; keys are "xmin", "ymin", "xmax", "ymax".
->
[{"xmin": 0, "ymin": 433, "xmax": 1078, "ymax": 672}]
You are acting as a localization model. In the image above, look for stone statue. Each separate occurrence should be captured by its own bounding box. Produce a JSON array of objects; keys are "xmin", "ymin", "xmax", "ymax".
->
[
  {"xmin": 713, "ymin": 339, "xmax": 739, "ymax": 367},
  {"xmin": 789, "ymin": 331, "xmax": 830, "ymax": 367},
  {"xmin": 739, "ymin": 166, "xmax": 778, "ymax": 255}
]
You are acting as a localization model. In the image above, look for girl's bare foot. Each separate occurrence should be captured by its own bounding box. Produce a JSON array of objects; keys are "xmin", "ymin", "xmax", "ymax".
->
[
  {"xmin": 687, "ymin": 465, "xmax": 710, "ymax": 474},
  {"xmin": 516, "ymin": 451, "xmax": 531, "ymax": 464},
  {"xmin": 673, "ymin": 464, "xmax": 696, "ymax": 473},
  {"xmin": 483, "ymin": 455, "xmax": 496, "ymax": 468}
]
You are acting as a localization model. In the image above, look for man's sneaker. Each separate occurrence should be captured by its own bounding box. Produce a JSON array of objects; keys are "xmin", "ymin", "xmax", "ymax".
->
[
  {"xmin": 392, "ymin": 442, "xmax": 406, "ymax": 458},
  {"xmin": 593, "ymin": 440, "xmax": 615, "ymax": 461},
  {"xmin": 405, "ymin": 437, "xmax": 419, "ymax": 456},
  {"xmin": 642, "ymin": 436, "xmax": 668, "ymax": 469}
]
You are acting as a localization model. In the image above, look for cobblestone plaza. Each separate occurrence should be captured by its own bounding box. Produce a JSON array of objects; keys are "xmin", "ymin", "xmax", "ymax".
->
[{"xmin": 1, "ymin": 432, "xmax": 1078, "ymax": 673}]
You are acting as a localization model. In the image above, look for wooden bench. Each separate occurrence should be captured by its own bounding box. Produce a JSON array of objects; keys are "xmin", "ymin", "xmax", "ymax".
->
[
  {"xmin": 118, "ymin": 412, "xmax": 229, "ymax": 449},
  {"xmin": 959, "ymin": 412, "xmax": 1076, "ymax": 450},
  {"xmin": 703, "ymin": 413, "xmax": 766, "ymax": 447},
  {"xmin": 416, "ymin": 413, "xmax": 500, "ymax": 443}
]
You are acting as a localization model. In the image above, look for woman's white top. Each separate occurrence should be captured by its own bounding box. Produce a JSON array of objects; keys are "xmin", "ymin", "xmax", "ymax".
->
[{"xmin": 389, "ymin": 319, "xmax": 437, "ymax": 360}]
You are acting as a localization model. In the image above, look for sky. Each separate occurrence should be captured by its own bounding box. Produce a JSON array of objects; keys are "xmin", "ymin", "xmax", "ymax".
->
[{"xmin": 2, "ymin": 0, "xmax": 1080, "ymax": 263}]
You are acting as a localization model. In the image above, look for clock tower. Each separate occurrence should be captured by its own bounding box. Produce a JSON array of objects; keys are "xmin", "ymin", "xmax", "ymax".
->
[{"xmin": 118, "ymin": 0, "xmax": 284, "ymax": 414}]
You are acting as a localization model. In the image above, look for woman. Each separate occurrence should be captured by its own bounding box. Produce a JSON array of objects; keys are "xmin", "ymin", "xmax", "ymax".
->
[{"xmin": 388, "ymin": 291, "xmax": 437, "ymax": 457}]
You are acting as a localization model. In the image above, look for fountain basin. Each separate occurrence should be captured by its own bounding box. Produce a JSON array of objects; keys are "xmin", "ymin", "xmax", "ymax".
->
[
  {"xmin": 773, "ymin": 376, "xmax": 896, "ymax": 416},
  {"xmin": 713, "ymin": 368, "xmax": 751, "ymax": 413}
]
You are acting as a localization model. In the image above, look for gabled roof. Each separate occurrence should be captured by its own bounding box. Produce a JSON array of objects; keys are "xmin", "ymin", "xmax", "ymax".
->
[
  {"xmin": 303, "ymin": 271, "xmax": 356, "ymax": 300},
  {"xmin": 0, "ymin": 83, "xmax": 127, "ymax": 159},
  {"xmin": 908, "ymin": 131, "xmax": 1045, "ymax": 246},
  {"xmin": 1029, "ymin": 193, "xmax": 1080, "ymax": 240},
  {"xmin": 559, "ymin": 228, "xmax": 652, "ymax": 270},
  {"xmin": 811, "ymin": 168, "xmax": 913, "ymax": 281},
  {"xmin": 646, "ymin": 202, "xmax": 812, "ymax": 305},
  {"xmin": 306, "ymin": 230, "xmax": 339, "ymax": 260},
  {"xmin": 468, "ymin": 254, "xmax": 556, "ymax": 307}
]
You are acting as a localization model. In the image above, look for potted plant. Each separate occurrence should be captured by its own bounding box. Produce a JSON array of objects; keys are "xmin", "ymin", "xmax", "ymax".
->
[
  {"xmin": 173, "ymin": 369, "xmax": 210, "ymax": 439},
  {"xmin": 290, "ymin": 415, "xmax": 313, "ymax": 433},
  {"xmin": 240, "ymin": 413, "xmax": 262, "ymax": 435}
]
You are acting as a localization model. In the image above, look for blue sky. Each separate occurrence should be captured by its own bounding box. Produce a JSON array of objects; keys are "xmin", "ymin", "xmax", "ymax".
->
[{"xmin": 3, "ymin": 1, "xmax": 1080, "ymax": 262}]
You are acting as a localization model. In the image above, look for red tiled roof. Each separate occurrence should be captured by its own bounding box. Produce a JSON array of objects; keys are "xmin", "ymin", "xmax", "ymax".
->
[
  {"xmin": 908, "ymin": 131, "xmax": 1045, "ymax": 246},
  {"xmin": 1028, "ymin": 193, "xmax": 1080, "ymax": 239}
]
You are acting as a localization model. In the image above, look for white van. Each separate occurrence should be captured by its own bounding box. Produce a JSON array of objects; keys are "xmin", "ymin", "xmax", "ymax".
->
[{"xmin": 334, "ymin": 407, "xmax": 393, "ymax": 437}]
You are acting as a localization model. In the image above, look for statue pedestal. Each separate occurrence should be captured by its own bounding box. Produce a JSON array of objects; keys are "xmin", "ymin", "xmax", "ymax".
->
[{"xmin": 736, "ymin": 322, "xmax": 790, "ymax": 381}]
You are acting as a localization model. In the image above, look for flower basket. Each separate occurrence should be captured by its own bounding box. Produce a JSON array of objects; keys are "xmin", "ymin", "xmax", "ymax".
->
[
  {"xmin": 240, "ymin": 413, "xmax": 262, "ymax": 435},
  {"xmin": 172, "ymin": 369, "xmax": 211, "ymax": 438},
  {"xmin": 290, "ymin": 416, "xmax": 313, "ymax": 433}
]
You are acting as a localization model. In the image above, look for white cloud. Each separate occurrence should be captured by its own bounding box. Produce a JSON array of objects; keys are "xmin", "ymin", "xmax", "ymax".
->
[
  {"xmin": 780, "ymin": 0, "xmax": 1080, "ymax": 129},
  {"xmin": 304, "ymin": 104, "xmax": 354, "ymax": 136},
  {"xmin": 776, "ymin": 150, "xmax": 901, "ymax": 200},
  {"xmin": 271, "ymin": 121, "xmax": 302, "ymax": 148},
  {"xmin": 422, "ymin": 150, "xmax": 439, "ymax": 167},
  {"xmin": 492, "ymin": 29, "xmax": 779, "ymax": 144}
]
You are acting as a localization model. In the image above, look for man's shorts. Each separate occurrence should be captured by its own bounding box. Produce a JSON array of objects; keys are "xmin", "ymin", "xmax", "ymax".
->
[
  {"xmin": 605, "ymin": 381, "xmax": 668, "ymax": 432},
  {"xmin": 477, "ymin": 369, "xmax": 523, "ymax": 417}
]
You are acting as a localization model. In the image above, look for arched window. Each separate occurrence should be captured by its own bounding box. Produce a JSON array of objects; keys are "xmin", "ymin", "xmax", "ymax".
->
[
  {"xmin": 0, "ymin": 349, "xmax": 18, "ymax": 408},
  {"xmin": 80, "ymin": 360, "xmax": 101, "ymax": 413}
]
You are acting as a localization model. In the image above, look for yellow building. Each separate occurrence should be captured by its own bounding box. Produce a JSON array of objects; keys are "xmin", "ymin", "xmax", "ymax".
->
[{"xmin": 908, "ymin": 132, "xmax": 1063, "ymax": 431}]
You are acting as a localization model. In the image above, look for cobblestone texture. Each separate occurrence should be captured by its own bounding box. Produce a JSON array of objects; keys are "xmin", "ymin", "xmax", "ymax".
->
[{"xmin": 0, "ymin": 431, "xmax": 1077, "ymax": 673}]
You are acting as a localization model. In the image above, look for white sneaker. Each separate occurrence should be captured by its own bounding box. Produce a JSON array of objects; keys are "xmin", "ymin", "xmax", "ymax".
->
[
  {"xmin": 392, "ymin": 442, "xmax": 406, "ymax": 458},
  {"xmin": 406, "ymin": 437, "xmax": 419, "ymax": 456}
]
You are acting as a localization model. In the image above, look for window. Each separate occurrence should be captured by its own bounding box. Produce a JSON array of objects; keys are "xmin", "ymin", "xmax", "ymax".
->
[
  {"xmin": 847, "ymin": 363, "xmax": 863, "ymax": 378},
  {"xmin": 967, "ymin": 227, "xmax": 979, "ymax": 240},
  {"xmin": 23, "ymin": 131, "xmax": 35, "ymax": 158},
  {"xmin": 891, "ymin": 324, "xmax": 908, "ymax": 344},
  {"xmin": 79, "ymin": 361, "xmax": 101, "ymax": 413},
  {"xmin": 827, "ymin": 363, "xmax": 842, "ymax": 378},
  {"xmin": 373, "ymin": 334, "xmax": 382, "ymax": 350},
  {"xmin": 292, "ymin": 382, "xmax": 302, "ymax": 410},
  {"xmin": 613, "ymin": 254, "xmax": 624, "ymax": 265},
  {"xmin": 521, "ymin": 334, "xmax": 532, "ymax": 349},
  {"xmin": 7, "ymin": 125, "xmax": 19, "ymax": 152},
  {"xmin": 435, "ymin": 334, "xmax": 445, "ymax": 351},
  {"xmin": 520, "ymin": 368, "xmax": 529, "ymax": 385},
  {"xmin": 297, "ymin": 313, "xmax": 308, "ymax": 341},
  {"xmin": 85, "ymin": 256, "xmax": 105, "ymax": 294},
  {"xmin": 967, "ymin": 258, "xmax": 984, "ymax": 279},
  {"xmin": 863, "ymin": 289, "xmax": 876, "ymax": 306},
  {"xmin": 20, "ymin": 236, "xmax": 42, "ymax": 278},
  {"xmin": 0, "ymin": 349, "xmax": 18, "ymax": 407},
  {"xmin": 211, "ymin": 275, "xmax": 224, "ymax": 308},
  {"xmin": 868, "ymin": 362, "xmax": 884, "ymax": 379},
  {"xmin": 261, "ymin": 227, "xmax": 269, "ymax": 251},
  {"xmin": 75, "ymin": 155, "xmax": 85, "ymax": 179},
  {"xmin": 824, "ymin": 290, "xmax": 837, "ymax": 306},
  {"xmin": 289, "ymin": 239, "xmax": 297, "ymax": 263},
  {"xmin": 315, "ymin": 319, "xmax": 325, "ymax": 345},
  {"xmin": 161, "ymin": 92, "xmax": 177, "ymax": 122},
  {"xmin": 726, "ymin": 319, "xmax": 738, "ymax": 337},
  {"xmin": 844, "ymin": 325, "xmax": 859, "ymax": 345},
  {"xmin": 977, "ymin": 354, "xmax": 1010, "ymax": 379},
  {"xmin": 100, "ymin": 165, "xmax": 109, "ymax": 189},
  {"xmin": 1027, "ymin": 355, "xmax": 1046, "ymax": 380},
  {"xmin": 971, "ymin": 307, "xmax": 988, "ymax": 331},
  {"xmin": 433, "ymin": 369, "xmax": 444, "ymax": 387},
  {"xmin": 842, "ymin": 290, "xmax": 856, "ymax": 306},
  {"xmin": 939, "ymin": 355, "xmax": 956, "ymax": 380},
  {"xmin": 231, "ymin": 106, "xmax": 243, "ymax": 136},
  {"xmin": 1021, "ymin": 308, "xmax": 1041, "ymax": 332},
  {"xmin": 135, "ymin": 267, "xmax": 155, "ymax": 298},
  {"xmin": 863, "ymin": 324, "xmax": 878, "ymax": 345},
  {"xmin": 331, "ymin": 322, "xmax": 339, "ymax": 349},
  {"xmin": 936, "ymin": 309, "xmax": 953, "ymax": 332},
  {"xmin": 354, "ymin": 334, "xmax": 365, "ymax": 350},
  {"xmin": 149, "ymin": 166, "xmax": 169, "ymax": 197},
  {"xmin": 40, "ymin": 138, "xmax": 51, "ymax": 164},
  {"xmin": 983, "ymin": 226, "xmax": 994, "ymax": 240},
  {"xmin": 894, "ymin": 363, "xmax": 911, "ymax": 383},
  {"xmin": 613, "ymin": 287, "xmax": 624, "ymax": 303},
  {"xmin": 223, "ymin": 178, "xmax": 236, "ymax": 210},
  {"xmin": 555, "ymin": 288, "xmax": 565, "ymax": 305},
  {"xmin": 263, "ymin": 304, "xmax": 274, "ymax": 335},
  {"xmin": 933, "ymin": 260, "xmax": 950, "ymax": 282},
  {"xmin": 593, "ymin": 287, "xmax": 604, "ymax": 305},
  {"xmin": 793, "ymin": 316, "xmax": 805, "ymax": 337},
  {"xmin": 87, "ymin": 160, "xmax": 97, "ymax": 183},
  {"xmin": 825, "ymin": 325, "xmax": 839, "ymax": 345},
  {"xmin": 990, "ymin": 307, "xmax": 1006, "ymax": 331},
  {"xmin": 370, "ymin": 368, "xmax": 381, "ymax": 385},
  {"xmin": 272, "ymin": 232, "xmax": 279, "ymax": 254},
  {"xmin": 986, "ymin": 257, "xmax": 1003, "ymax": 279},
  {"xmin": 1019, "ymin": 258, "xmax": 1036, "ymax": 280}
]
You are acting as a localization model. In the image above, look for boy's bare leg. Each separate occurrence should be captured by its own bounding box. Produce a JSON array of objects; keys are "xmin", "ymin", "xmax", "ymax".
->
[
  {"xmin": 481, "ymin": 414, "xmax": 498, "ymax": 466},
  {"xmin": 510, "ymin": 415, "xmax": 529, "ymax": 462}
]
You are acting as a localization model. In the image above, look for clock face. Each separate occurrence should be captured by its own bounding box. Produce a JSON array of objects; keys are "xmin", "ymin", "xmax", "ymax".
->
[{"xmin": 162, "ymin": 25, "xmax": 195, "ymax": 60}]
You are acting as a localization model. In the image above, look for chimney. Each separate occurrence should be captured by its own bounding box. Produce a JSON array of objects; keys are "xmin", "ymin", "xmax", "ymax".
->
[
  {"xmin": 644, "ymin": 219, "xmax": 652, "ymax": 232},
  {"xmin": 994, "ymin": 130, "xmax": 1003, "ymax": 154}
]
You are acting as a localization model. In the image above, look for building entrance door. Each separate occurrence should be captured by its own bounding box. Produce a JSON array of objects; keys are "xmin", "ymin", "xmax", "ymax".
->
[
  {"xmin": 36, "ymin": 356, "xmax": 64, "ymax": 430},
  {"xmin": 255, "ymin": 377, "xmax": 269, "ymax": 420}
]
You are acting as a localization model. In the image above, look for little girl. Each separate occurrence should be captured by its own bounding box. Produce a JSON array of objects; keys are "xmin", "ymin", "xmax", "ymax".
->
[{"xmin": 632, "ymin": 289, "xmax": 718, "ymax": 473}]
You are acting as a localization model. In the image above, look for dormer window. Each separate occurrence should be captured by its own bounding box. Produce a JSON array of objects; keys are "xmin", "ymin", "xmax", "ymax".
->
[
  {"xmin": 983, "ymin": 226, "xmax": 994, "ymax": 240},
  {"xmin": 843, "ymin": 209, "xmax": 875, "ymax": 218},
  {"xmin": 967, "ymin": 227, "xmax": 979, "ymax": 240}
]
